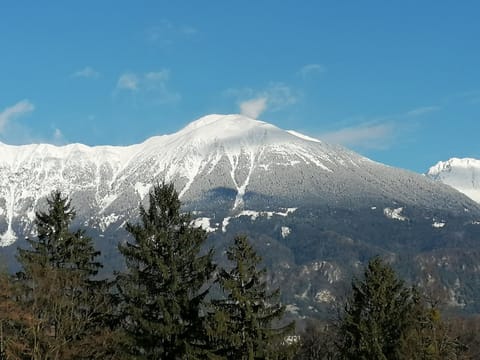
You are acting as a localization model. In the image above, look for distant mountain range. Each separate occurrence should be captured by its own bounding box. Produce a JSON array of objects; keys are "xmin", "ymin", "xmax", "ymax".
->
[
  {"xmin": 427, "ymin": 158, "xmax": 480, "ymax": 203},
  {"xmin": 1, "ymin": 114, "xmax": 480, "ymax": 318}
]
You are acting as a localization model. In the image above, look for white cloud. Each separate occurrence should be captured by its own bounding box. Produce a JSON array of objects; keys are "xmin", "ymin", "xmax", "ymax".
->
[
  {"xmin": 265, "ymin": 83, "xmax": 297, "ymax": 109},
  {"xmin": 233, "ymin": 83, "xmax": 298, "ymax": 118},
  {"xmin": 0, "ymin": 100, "xmax": 35, "ymax": 134},
  {"xmin": 299, "ymin": 63, "xmax": 327, "ymax": 78},
  {"xmin": 240, "ymin": 97, "xmax": 267, "ymax": 118},
  {"xmin": 115, "ymin": 70, "xmax": 180, "ymax": 103},
  {"xmin": 405, "ymin": 106, "xmax": 440, "ymax": 117},
  {"xmin": 146, "ymin": 20, "xmax": 197, "ymax": 47},
  {"xmin": 116, "ymin": 73, "xmax": 140, "ymax": 91},
  {"xmin": 71, "ymin": 66, "xmax": 99, "ymax": 79},
  {"xmin": 145, "ymin": 70, "xmax": 169, "ymax": 82},
  {"xmin": 320, "ymin": 122, "xmax": 396, "ymax": 149}
]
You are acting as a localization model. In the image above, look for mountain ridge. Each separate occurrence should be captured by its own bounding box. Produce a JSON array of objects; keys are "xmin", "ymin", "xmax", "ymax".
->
[
  {"xmin": 0, "ymin": 114, "xmax": 478, "ymax": 247},
  {"xmin": 1, "ymin": 114, "xmax": 480, "ymax": 317},
  {"xmin": 427, "ymin": 157, "xmax": 480, "ymax": 203}
]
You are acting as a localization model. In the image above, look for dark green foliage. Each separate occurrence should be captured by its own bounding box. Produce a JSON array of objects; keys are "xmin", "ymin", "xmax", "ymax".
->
[
  {"xmin": 338, "ymin": 256, "xmax": 416, "ymax": 360},
  {"xmin": 117, "ymin": 182, "xmax": 215, "ymax": 359},
  {"xmin": 18, "ymin": 190, "xmax": 101, "ymax": 275},
  {"xmin": 337, "ymin": 256, "xmax": 469, "ymax": 360},
  {"xmin": 208, "ymin": 235, "xmax": 294, "ymax": 359}
]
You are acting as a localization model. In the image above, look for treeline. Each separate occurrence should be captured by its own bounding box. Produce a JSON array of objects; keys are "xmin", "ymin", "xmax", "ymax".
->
[{"xmin": 0, "ymin": 183, "xmax": 478, "ymax": 359}]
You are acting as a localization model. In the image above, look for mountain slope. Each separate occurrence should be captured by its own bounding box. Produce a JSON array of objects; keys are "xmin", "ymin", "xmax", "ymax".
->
[
  {"xmin": 427, "ymin": 157, "xmax": 480, "ymax": 203},
  {"xmin": 2, "ymin": 114, "xmax": 480, "ymax": 317},
  {"xmin": 1, "ymin": 114, "xmax": 476, "ymax": 245}
]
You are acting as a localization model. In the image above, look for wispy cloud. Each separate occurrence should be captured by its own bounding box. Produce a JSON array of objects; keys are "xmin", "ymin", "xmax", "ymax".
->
[
  {"xmin": 228, "ymin": 83, "xmax": 298, "ymax": 118},
  {"xmin": 318, "ymin": 105, "xmax": 439, "ymax": 150},
  {"xmin": 320, "ymin": 121, "xmax": 396, "ymax": 149},
  {"xmin": 50, "ymin": 127, "xmax": 68, "ymax": 145},
  {"xmin": 146, "ymin": 20, "xmax": 197, "ymax": 47},
  {"xmin": 298, "ymin": 63, "xmax": 327, "ymax": 78},
  {"xmin": 71, "ymin": 66, "xmax": 100, "ymax": 79},
  {"xmin": 116, "ymin": 73, "xmax": 139, "ymax": 91},
  {"xmin": 115, "ymin": 69, "xmax": 180, "ymax": 103},
  {"xmin": 405, "ymin": 106, "xmax": 440, "ymax": 117},
  {"xmin": 239, "ymin": 98, "xmax": 267, "ymax": 118},
  {"xmin": 0, "ymin": 100, "xmax": 35, "ymax": 134}
]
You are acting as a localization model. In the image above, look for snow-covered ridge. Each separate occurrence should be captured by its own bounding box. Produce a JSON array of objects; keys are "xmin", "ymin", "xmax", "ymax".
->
[
  {"xmin": 0, "ymin": 115, "xmax": 475, "ymax": 247},
  {"xmin": 0, "ymin": 114, "xmax": 353, "ymax": 246},
  {"xmin": 427, "ymin": 157, "xmax": 480, "ymax": 203}
]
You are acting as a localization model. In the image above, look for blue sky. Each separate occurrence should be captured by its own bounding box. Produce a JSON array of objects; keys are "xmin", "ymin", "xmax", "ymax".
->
[{"xmin": 1, "ymin": 1, "xmax": 479, "ymax": 173}]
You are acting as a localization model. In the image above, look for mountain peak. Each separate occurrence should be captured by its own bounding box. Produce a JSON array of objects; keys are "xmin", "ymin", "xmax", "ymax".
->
[
  {"xmin": 428, "ymin": 157, "xmax": 480, "ymax": 174},
  {"xmin": 179, "ymin": 114, "xmax": 271, "ymax": 138},
  {"xmin": 427, "ymin": 157, "xmax": 480, "ymax": 203},
  {"xmin": 182, "ymin": 114, "xmax": 261, "ymax": 130}
]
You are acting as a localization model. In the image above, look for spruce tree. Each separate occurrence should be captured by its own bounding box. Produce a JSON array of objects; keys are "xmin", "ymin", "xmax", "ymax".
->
[
  {"xmin": 18, "ymin": 191, "xmax": 101, "ymax": 274},
  {"xmin": 208, "ymin": 235, "xmax": 294, "ymax": 360},
  {"xmin": 338, "ymin": 256, "xmax": 416, "ymax": 360},
  {"xmin": 16, "ymin": 190, "xmax": 107, "ymax": 359},
  {"xmin": 117, "ymin": 182, "xmax": 215, "ymax": 359}
]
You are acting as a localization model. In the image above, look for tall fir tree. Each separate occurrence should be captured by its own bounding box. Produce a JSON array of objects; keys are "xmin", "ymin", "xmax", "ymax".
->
[
  {"xmin": 16, "ymin": 190, "xmax": 109, "ymax": 359},
  {"xmin": 117, "ymin": 182, "xmax": 216, "ymax": 359},
  {"xmin": 338, "ymin": 256, "xmax": 468, "ymax": 360},
  {"xmin": 338, "ymin": 256, "xmax": 418, "ymax": 360},
  {"xmin": 18, "ymin": 191, "xmax": 101, "ymax": 274},
  {"xmin": 208, "ymin": 235, "xmax": 294, "ymax": 360}
]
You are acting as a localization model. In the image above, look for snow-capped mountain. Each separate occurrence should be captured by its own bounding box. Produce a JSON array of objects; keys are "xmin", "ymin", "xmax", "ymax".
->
[
  {"xmin": 3, "ymin": 114, "xmax": 480, "ymax": 317},
  {"xmin": 427, "ymin": 158, "xmax": 480, "ymax": 203},
  {"xmin": 0, "ymin": 114, "xmax": 474, "ymax": 247},
  {"xmin": 0, "ymin": 115, "xmax": 473, "ymax": 246}
]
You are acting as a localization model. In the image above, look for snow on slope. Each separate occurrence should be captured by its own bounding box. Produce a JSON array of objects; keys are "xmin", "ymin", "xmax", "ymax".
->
[
  {"xmin": 427, "ymin": 158, "xmax": 480, "ymax": 203},
  {"xmin": 0, "ymin": 114, "xmax": 477, "ymax": 246},
  {"xmin": 0, "ymin": 114, "xmax": 339, "ymax": 245}
]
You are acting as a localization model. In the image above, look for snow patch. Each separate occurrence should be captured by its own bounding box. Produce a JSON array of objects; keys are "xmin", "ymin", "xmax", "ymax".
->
[
  {"xmin": 237, "ymin": 210, "xmax": 261, "ymax": 221},
  {"xmin": 26, "ymin": 208, "xmax": 36, "ymax": 222},
  {"xmin": 384, "ymin": 207, "xmax": 407, "ymax": 221},
  {"xmin": 192, "ymin": 217, "xmax": 217, "ymax": 233},
  {"xmin": 315, "ymin": 289, "xmax": 335, "ymax": 303},
  {"xmin": 286, "ymin": 130, "xmax": 321, "ymax": 143},
  {"xmin": 221, "ymin": 217, "xmax": 231, "ymax": 233},
  {"xmin": 432, "ymin": 221, "xmax": 446, "ymax": 228},
  {"xmin": 221, "ymin": 208, "xmax": 298, "ymax": 232},
  {"xmin": 99, "ymin": 213, "xmax": 121, "ymax": 232},
  {"xmin": 0, "ymin": 228, "xmax": 17, "ymax": 247},
  {"xmin": 134, "ymin": 182, "xmax": 151, "ymax": 200},
  {"xmin": 281, "ymin": 226, "xmax": 291, "ymax": 238}
]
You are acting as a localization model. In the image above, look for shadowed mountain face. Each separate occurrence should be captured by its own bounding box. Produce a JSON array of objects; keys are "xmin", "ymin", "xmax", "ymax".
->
[{"xmin": 2, "ymin": 114, "xmax": 480, "ymax": 317}]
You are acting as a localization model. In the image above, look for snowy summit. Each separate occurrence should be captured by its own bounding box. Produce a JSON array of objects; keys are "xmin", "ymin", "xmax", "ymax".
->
[{"xmin": 427, "ymin": 158, "xmax": 480, "ymax": 203}]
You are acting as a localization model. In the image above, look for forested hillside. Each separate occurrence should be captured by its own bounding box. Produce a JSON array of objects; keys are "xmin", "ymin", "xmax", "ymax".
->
[{"xmin": 0, "ymin": 183, "xmax": 479, "ymax": 359}]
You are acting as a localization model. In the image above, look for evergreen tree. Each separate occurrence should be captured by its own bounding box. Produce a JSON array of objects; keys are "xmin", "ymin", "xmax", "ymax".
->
[
  {"xmin": 208, "ymin": 235, "xmax": 294, "ymax": 360},
  {"xmin": 117, "ymin": 182, "xmax": 215, "ymax": 359},
  {"xmin": 16, "ymin": 190, "xmax": 108, "ymax": 359},
  {"xmin": 338, "ymin": 256, "xmax": 416, "ymax": 360},
  {"xmin": 18, "ymin": 191, "xmax": 101, "ymax": 274},
  {"xmin": 338, "ymin": 256, "xmax": 469, "ymax": 360}
]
